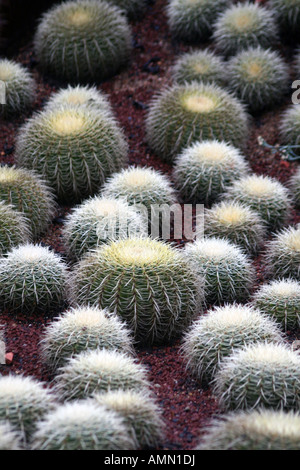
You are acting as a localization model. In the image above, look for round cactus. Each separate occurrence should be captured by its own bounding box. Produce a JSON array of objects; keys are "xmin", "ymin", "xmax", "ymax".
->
[
  {"xmin": 173, "ymin": 140, "xmax": 249, "ymax": 206},
  {"xmin": 0, "ymin": 422, "xmax": 22, "ymax": 450},
  {"xmin": 172, "ymin": 49, "xmax": 229, "ymax": 88},
  {"xmin": 0, "ymin": 59, "xmax": 35, "ymax": 118},
  {"xmin": 0, "ymin": 375, "xmax": 56, "ymax": 441},
  {"xmin": 213, "ymin": 2, "xmax": 279, "ymax": 56},
  {"xmin": 270, "ymin": 0, "xmax": 300, "ymax": 39},
  {"xmin": 204, "ymin": 200, "xmax": 266, "ymax": 255},
  {"xmin": 107, "ymin": 0, "xmax": 146, "ymax": 19},
  {"xmin": 224, "ymin": 174, "xmax": 291, "ymax": 232},
  {"xmin": 31, "ymin": 401, "xmax": 136, "ymax": 450},
  {"xmin": 280, "ymin": 105, "xmax": 300, "ymax": 153},
  {"xmin": 34, "ymin": 0, "xmax": 132, "ymax": 83},
  {"xmin": 54, "ymin": 349, "xmax": 149, "ymax": 401},
  {"xmin": 290, "ymin": 168, "xmax": 300, "ymax": 208},
  {"xmin": 63, "ymin": 196, "xmax": 147, "ymax": 260},
  {"xmin": 0, "ymin": 201, "xmax": 31, "ymax": 256},
  {"xmin": 71, "ymin": 237, "xmax": 203, "ymax": 344},
  {"xmin": 197, "ymin": 409, "xmax": 300, "ymax": 450},
  {"xmin": 93, "ymin": 390, "xmax": 164, "ymax": 449},
  {"xmin": 146, "ymin": 82, "xmax": 249, "ymax": 163},
  {"xmin": 166, "ymin": 0, "xmax": 230, "ymax": 42},
  {"xmin": 0, "ymin": 244, "xmax": 69, "ymax": 313},
  {"xmin": 252, "ymin": 279, "xmax": 300, "ymax": 331},
  {"xmin": 182, "ymin": 304, "xmax": 282, "ymax": 383},
  {"xmin": 264, "ymin": 225, "xmax": 300, "ymax": 280},
  {"xmin": 15, "ymin": 106, "xmax": 128, "ymax": 203},
  {"xmin": 41, "ymin": 306, "xmax": 134, "ymax": 370},
  {"xmin": 0, "ymin": 166, "xmax": 56, "ymax": 238},
  {"xmin": 185, "ymin": 237, "xmax": 255, "ymax": 306},
  {"xmin": 227, "ymin": 47, "xmax": 289, "ymax": 113},
  {"xmin": 214, "ymin": 342, "xmax": 300, "ymax": 411}
]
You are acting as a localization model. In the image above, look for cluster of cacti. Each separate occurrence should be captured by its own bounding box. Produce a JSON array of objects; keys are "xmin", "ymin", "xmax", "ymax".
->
[
  {"xmin": 166, "ymin": 0, "xmax": 230, "ymax": 42},
  {"xmin": 41, "ymin": 306, "xmax": 134, "ymax": 370},
  {"xmin": 0, "ymin": 59, "xmax": 35, "ymax": 118},
  {"xmin": 63, "ymin": 196, "xmax": 147, "ymax": 260},
  {"xmin": 182, "ymin": 304, "xmax": 282, "ymax": 383},
  {"xmin": 173, "ymin": 140, "xmax": 249, "ymax": 206},
  {"xmin": 71, "ymin": 237, "xmax": 203, "ymax": 344},
  {"xmin": 146, "ymin": 82, "xmax": 249, "ymax": 163},
  {"xmin": 34, "ymin": 0, "xmax": 132, "ymax": 82},
  {"xmin": 227, "ymin": 47, "xmax": 289, "ymax": 113},
  {"xmin": 252, "ymin": 279, "xmax": 300, "ymax": 331},
  {"xmin": 0, "ymin": 201, "xmax": 30, "ymax": 255},
  {"xmin": 290, "ymin": 168, "xmax": 300, "ymax": 208},
  {"xmin": 270, "ymin": 0, "xmax": 300, "ymax": 39},
  {"xmin": 280, "ymin": 105, "xmax": 300, "ymax": 152},
  {"xmin": 0, "ymin": 422, "xmax": 22, "ymax": 450},
  {"xmin": 185, "ymin": 237, "xmax": 255, "ymax": 306},
  {"xmin": 54, "ymin": 349, "xmax": 149, "ymax": 401},
  {"xmin": 214, "ymin": 342, "xmax": 300, "ymax": 411},
  {"xmin": 197, "ymin": 409, "xmax": 300, "ymax": 450},
  {"xmin": 204, "ymin": 201, "xmax": 266, "ymax": 255},
  {"xmin": 172, "ymin": 50, "xmax": 229, "ymax": 87},
  {"xmin": 224, "ymin": 174, "xmax": 291, "ymax": 231},
  {"xmin": 213, "ymin": 2, "xmax": 279, "ymax": 56},
  {"xmin": 15, "ymin": 105, "xmax": 128, "ymax": 202},
  {"xmin": 0, "ymin": 244, "xmax": 68, "ymax": 313},
  {"xmin": 93, "ymin": 390, "xmax": 164, "ymax": 449},
  {"xmin": 0, "ymin": 166, "xmax": 56, "ymax": 238},
  {"xmin": 107, "ymin": 0, "xmax": 146, "ymax": 19},
  {"xmin": 31, "ymin": 401, "xmax": 136, "ymax": 450},
  {"xmin": 264, "ymin": 225, "xmax": 300, "ymax": 279}
]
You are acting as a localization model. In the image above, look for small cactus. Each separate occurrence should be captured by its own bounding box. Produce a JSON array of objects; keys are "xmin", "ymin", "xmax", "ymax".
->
[
  {"xmin": 0, "ymin": 244, "xmax": 69, "ymax": 313},
  {"xmin": 270, "ymin": 0, "xmax": 300, "ymax": 39},
  {"xmin": 54, "ymin": 349, "xmax": 150, "ymax": 401},
  {"xmin": 0, "ymin": 201, "xmax": 31, "ymax": 256},
  {"xmin": 173, "ymin": 140, "xmax": 249, "ymax": 206},
  {"xmin": 280, "ymin": 105, "xmax": 300, "ymax": 155},
  {"xmin": 0, "ymin": 422, "xmax": 22, "ymax": 450},
  {"xmin": 15, "ymin": 106, "xmax": 128, "ymax": 203},
  {"xmin": 214, "ymin": 342, "xmax": 300, "ymax": 411},
  {"xmin": 213, "ymin": 2, "xmax": 279, "ymax": 56},
  {"xmin": 71, "ymin": 237, "xmax": 203, "ymax": 345},
  {"xmin": 34, "ymin": 0, "xmax": 132, "ymax": 83},
  {"xmin": 290, "ymin": 168, "xmax": 300, "ymax": 208},
  {"xmin": 182, "ymin": 304, "xmax": 282, "ymax": 383},
  {"xmin": 185, "ymin": 237, "xmax": 256, "ymax": 306},
  {"xmin": 252, "ymin": 279, "xmax": 300, "ymax": 331},
  {"xmin": 0, "ymin": 59, "xmax": 35, "ymax": 118},
  {"xmin": 146, "ymin": 82, "xmax": 249, "ymax": 163},
  {"xmin": 264, "ymin": 225, "xmax": 300, "ymax": 280},
  {"xmin": 93, "ymin": 390, "xmax": 164, "ymax": 449},
  {"xmin": 224, "ymin": 174, "xmax": 292, "ymax": 231},
  {"xmin": 41, "ymin": 306, "xmax": 134, "ymax": 370},
  {"xmin": 31, "ymin": 401, "xmax": 136, "ymax": 450}
]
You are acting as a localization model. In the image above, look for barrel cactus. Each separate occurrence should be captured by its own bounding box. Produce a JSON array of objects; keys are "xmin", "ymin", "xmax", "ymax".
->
[
  {"xmin": 0, "ymin": 201, "xmax": 30, "ymax": 256},
  {"xmin": 34, "ymin": 0, "xmax": 132, "ymax": 83},
  {"xmin": 270, "ymin": 0, "xmax": 300, "ymax": 39},
  {"xmin": 280, "ymin": 105, "xmax": 300, "ymax": 155},
  {"xmin": 0, "ymin": 422, "xmax": 22, "ymax": 450},
  {"xmin": 264, "ymin": 225, "xmax": 300, "ymax": 280}
]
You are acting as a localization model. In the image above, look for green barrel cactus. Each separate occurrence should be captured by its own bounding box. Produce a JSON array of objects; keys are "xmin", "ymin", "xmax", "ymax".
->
[
  {"xmin": 0, "ymin": 201, "xmax": 31, "ymax": 256},
  {"xmin": 264, "ymin": 225, "xmax": 300, "ymax": 280}
]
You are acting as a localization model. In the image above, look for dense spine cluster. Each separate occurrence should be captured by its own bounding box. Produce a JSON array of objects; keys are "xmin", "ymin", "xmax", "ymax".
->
[
  {"xmin": 264, "ymin": 225, "xmax": 300, "ymax": 279},
  {"xmin": 0, "ymin": 201, "xmax": 30, "ymax": 256}
]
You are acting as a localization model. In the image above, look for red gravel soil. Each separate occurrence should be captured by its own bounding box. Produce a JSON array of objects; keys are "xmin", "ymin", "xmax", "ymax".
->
[{"xmin": 0, "ymin": 0, "xmax": 299, "ymax": 451}]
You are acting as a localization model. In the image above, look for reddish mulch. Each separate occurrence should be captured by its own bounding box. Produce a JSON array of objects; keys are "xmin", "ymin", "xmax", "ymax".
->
[{"xmin": 0, "ymin": 0, "xmax": 299, "ymax": 451}]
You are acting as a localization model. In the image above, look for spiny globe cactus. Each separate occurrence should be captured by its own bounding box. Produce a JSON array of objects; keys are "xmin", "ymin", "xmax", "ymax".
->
[
  {"xmin": 15, "ymin": 106, "xmax": 128, "ymax": 203},
  {"xmin": 227, "ymin": 47, "xmax": 289, "ymax": 113},
  {"xmin": 213, "ymin": 2, "xmax": 279, "ymax": 56},
  {"xmin": 270, "ymin": 0, "xmax": 300, "ymax": 39},
  {"xmin": 0, "ymin": 59, "xmax": 35, "ymax": 118},
  {"xmin": 63, "ymin": 196, "xmax": 147, "ymax": 260},
  {"xmin": 290, "ymin": 168, "xmax": 300, "ymax": 208},
  {"xmin": 182, "ymin": 304, "xmax": 282, "ymax": 383},
  {"xmin": 214, "ymin": 342, "xmax": 300, "ymax": 411},
  {"xmin": 34, "ymin": 0, "xmax": 132, "ymax": 83},
  {"xmin": 0, "ymin": 375, "xmax": 56, "ymax": 441},
  {"xmin": 41, "ymin": 306, "xmax": 134, "ymax": 370},
  {"xmin": 54, "ymin": 349, "xmax": 150, "ymax": 401},
  {"xmin": 252, "ymin": 279, "xmax": 300, "ymax": 331},
  {"xmin": 0, "ymin": 422, "xmax": 22, "ymax": 450},
  {"xmin": 197, "ymin": 409, "xmax": 300, "ymax": 450},
  {"xmin": 71, "ymin": 237, "xmax": 203, "ymax": 344},
  {"xmin": 107, "ymin": 0, "xmax": 146, "ymax": 19},
  {"xmin": 172, "ymin": 49, "xmax": 229, "ymax": 88},
  {"xmin": 173, "ymin": 140, "xmax": 249, "ymax": 206},
  {"xmin": 185, "ymin": 237, "xmax": 255, "ymax": 306},
  {"xmin": 204, "ymin": 201, "xmax": 266, "ymax": 255},
  {"xmin": 0, "ymin": 166, "xmax": 56, "ymax": 238},
  {"xmin": 0, "ymin": 201, "xmax": 30, "ymax": 256},
  {"xmin": 31, "ymin": 401, "xmax": 136, "ymax": 450},
  {"xmin": 166, "ymin": 0, "xmax": 230, "ymax": 42},
  {"xmin": 280, "ymin": 105, "xmax": 300, "ymax": 154},
  {"xmin": 224, "ymin": 174, "xmax": 292, "ymax": 231},
  {"xmin": 146, "ymin": 82, "xmax": 249, "ymax": 163},
  {"xmin": 264, "ymin": 225, "xmax": 300, "ymax": 280},
  {"xmin": 93, "ymin": 390, "xmax": 164, "ymax": 449},
  {"xmin": 0, "ymin": 244, "xmax": 69, "ymax": 313}
]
